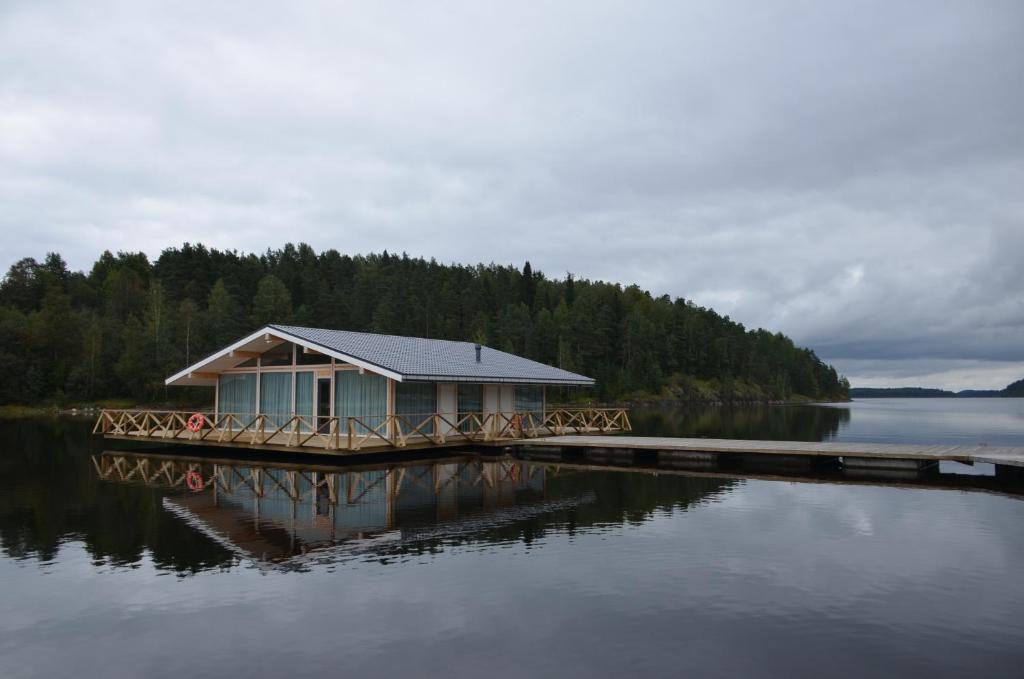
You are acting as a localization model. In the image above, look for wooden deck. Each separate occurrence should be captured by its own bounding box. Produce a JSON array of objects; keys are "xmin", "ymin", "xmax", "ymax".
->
[
  {"xmin": 101, "ymin": 429, "xmax": 461, "ymax": 455},
  {"xmin": 508, "ymin": 435, "xmax": 1024, "ymax": 469},
  {"xmin": 94, "ymin": 407, "xmax": 631, "ymax": 455}
]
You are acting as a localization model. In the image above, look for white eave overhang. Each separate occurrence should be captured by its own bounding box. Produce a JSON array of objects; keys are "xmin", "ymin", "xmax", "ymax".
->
[{"xmin": 401, "ymin": 374, "xmax": 594, "ymax": 386}]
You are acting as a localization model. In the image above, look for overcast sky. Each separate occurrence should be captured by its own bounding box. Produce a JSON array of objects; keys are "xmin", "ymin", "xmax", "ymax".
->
[{"xmin": 1, "ymin": 1, "xmax": 1022, "ymax": 390}]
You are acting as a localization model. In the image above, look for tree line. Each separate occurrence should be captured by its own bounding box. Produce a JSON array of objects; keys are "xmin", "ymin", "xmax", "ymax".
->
[{"xmin": 0, "ymin": 243, "xmax": 849, "ymax": 405}]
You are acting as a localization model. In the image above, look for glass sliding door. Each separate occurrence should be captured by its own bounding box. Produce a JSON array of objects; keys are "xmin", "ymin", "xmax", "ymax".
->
[
  {"xmin": 259, "ymin": 372, "xmax": 293, "ymax": 430},
  {"xmin": 395, "ymin": 382, "xmax": 437, "ymax": 435},
  {"xmin": 218, "ymin": 373, "xmax": 256, "ymax": 427},
  {"xmin": 316, "ymin": 377, "xmax": 332, "ymax": 433}
]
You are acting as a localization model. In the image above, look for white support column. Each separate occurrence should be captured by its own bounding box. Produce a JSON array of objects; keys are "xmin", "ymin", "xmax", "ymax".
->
[
  {"xmin": 387, "ymin": 377, "xmax": 396, "ymax": 439},
  {"xmin": 254, "ymin": 358, "xmax": 261, "ymax": 422},
  {"xmin": 499, "ymin": 385, "xmax": 515, "ymax": 417},
  {"xmin": 483, "ymin": 384, "xmax": 500, "ymax": 416},
  {"xmin": 437, "ymin": 383, "xmax": 457, "ymax": 435},
  {"xmin": 483, "ymin": 384, "xmax": 500, "ymax": 435},
  {"xmin": 330, "ymin": 358, "xmax": 336, "ymax": 416},
  {"xmin": 290, "ymin": 369, "xmax": 296, "ymax": 415}
]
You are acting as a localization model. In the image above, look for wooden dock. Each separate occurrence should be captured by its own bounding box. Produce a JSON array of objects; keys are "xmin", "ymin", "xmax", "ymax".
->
[
  {"xmin": 507, "ymin": 435, "xmax": 1024, "ymax": 469},
  {"xmin": 94, "ymin": 408, "xmax": 1024, "ymax": 474}
]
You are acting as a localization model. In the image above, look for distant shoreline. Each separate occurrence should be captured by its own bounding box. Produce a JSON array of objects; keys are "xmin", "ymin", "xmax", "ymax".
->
[
  {"xmin": 850, "ymin": 384, "xmax": 1023, "ymax": 399},
  {"xmin": 851, "ymin": 394, "xmax": 1020, "ymax": 398}
]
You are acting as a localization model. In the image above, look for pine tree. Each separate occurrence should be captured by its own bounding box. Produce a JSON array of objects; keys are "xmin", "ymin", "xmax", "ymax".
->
[
  {"xmin": 251, "ymin": 274, "xmax": 293, "ymax": 326},
  {"xmin": 206, "ymin": 279, "xmax": 243, "ymax": 347}
]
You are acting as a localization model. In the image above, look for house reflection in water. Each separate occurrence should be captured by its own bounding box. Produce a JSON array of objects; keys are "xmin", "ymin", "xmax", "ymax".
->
[{"xmin": 92, "ymin": 452, "xmax": 575, "ymax": 566}]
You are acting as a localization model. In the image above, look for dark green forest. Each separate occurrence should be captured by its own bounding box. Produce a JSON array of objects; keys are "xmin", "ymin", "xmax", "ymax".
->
[{"xmin": 0, "ymin": 243, "xmax": 849, "ymax": 406}]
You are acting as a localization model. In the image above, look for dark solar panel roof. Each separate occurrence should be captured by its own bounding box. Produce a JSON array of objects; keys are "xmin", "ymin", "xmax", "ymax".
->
[{"xmin": 270, "ymin": 324, "xmax": 595, "ymax": 385}]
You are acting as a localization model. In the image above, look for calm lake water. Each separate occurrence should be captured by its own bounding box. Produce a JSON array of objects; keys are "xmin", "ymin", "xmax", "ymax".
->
[{"xmin": 2, "ymin": 398, "xmax": 1024, "ymax": 678}]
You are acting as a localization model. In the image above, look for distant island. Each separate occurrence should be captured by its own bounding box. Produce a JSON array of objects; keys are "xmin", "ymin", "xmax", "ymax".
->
[{"xmin": 850, "ymin": 379, "xmax": 1024, "ymax": 398}]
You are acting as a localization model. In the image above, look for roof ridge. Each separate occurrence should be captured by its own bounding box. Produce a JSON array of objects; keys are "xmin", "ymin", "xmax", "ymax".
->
[{"xmin": 268, "ymin": 323, "xmax": 479, "ymax": 347}]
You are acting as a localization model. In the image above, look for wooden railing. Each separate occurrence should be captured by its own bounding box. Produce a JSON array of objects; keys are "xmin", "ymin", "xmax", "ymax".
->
[{"xmin": 92, "ymin": 407, "xmax": 631, "ymax": 451}]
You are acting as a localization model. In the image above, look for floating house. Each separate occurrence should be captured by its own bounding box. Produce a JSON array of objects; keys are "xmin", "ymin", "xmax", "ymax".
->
[{"xmin": 95, "ymin": 324, "xmax": 630, "ymax": 453}]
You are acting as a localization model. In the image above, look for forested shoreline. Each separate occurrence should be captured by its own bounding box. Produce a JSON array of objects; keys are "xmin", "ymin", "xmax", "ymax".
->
[{"xmin": 0, "ymin": 243, "xmax": 849, "ymax": 407}]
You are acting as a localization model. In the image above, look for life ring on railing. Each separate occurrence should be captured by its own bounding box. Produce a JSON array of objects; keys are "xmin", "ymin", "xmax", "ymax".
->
[
  {"xmin": 509, "ymin": 414, "xmax": 521, "ymax": 434},
  {"xmin": 186, "ymin": 412, "xmax": 205, "ymax": 433},
  {"xmin": 185, "ymin": 469, "xmax": 204, "ymax": 492}
]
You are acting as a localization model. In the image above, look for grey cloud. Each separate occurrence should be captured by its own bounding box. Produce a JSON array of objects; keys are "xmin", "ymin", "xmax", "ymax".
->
[{"xmin": 1, "ymin": 0, "xmax": 1022, "ymax": 390}]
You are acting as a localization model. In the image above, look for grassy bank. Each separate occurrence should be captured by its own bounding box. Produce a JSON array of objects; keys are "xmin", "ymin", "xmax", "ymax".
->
[{"xmin": 0, "ymin": 404, "xmax": 58, "ymax": 419}]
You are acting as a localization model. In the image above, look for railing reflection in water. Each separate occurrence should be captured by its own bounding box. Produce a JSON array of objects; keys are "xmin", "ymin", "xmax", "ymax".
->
[{"xmin": 91, "ymin": 452, "xmax": 572, "ymax": 566}]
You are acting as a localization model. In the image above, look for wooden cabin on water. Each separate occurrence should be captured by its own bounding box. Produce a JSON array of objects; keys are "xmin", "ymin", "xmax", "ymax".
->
[{"xmin": 94, "ymin": 324, "xmax": 630, "ymax": 454}]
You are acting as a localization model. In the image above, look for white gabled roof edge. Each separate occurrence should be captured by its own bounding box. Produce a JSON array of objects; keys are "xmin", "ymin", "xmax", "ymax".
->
[
  {"xmin": 164, "ymin": 325, "xmax": 404, "ymax": 385},
  {"xmin": 402, "ymin": 374, "xmax": 593, "ymax": 385}
]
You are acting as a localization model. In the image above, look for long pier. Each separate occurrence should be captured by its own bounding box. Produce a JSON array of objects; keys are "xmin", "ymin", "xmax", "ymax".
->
[
  {"xmin": 507, "ymin": 435, "xmax": 1024, "ymax": 474},
  {"xmin": 94, "ymin": 409, "xmax": 1024, "ymax": 477}
]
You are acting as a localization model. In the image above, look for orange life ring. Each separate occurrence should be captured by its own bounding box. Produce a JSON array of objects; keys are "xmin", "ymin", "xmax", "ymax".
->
[
  {"xmin": 185, "ymin": 469, "xmax": 204, "ymax": 492},
  {"xmin": 186, "ymin": 412, "xmax": 205, "ymax": 433}
]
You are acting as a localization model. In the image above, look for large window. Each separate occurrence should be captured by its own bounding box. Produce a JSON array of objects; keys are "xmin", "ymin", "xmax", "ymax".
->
[
  {"xmin": 457, "ymin": 384, "xmax": 483, "ymax": 432},
  {"xmin": 295, "ymin": 371, "xmax": 314, "ymax": 430},
  {"xmin": 296, "ymin": 348, "xmax": 331, "ymax": 365},
  {"xmin": 395, "ymin": 382, "xmax": 437, "ymax": 435},
  {"xmin": 218, "ymin": 373, "xmax": 256, "ymax": 425},
  {"xmin": 335, "ymin": 371, "xmax": 388, "ymax": 434},
  {"xmin": 261, "ymin": 342, "xmax": 293, "ymax": 367},
  {"xmin": 515, "ymin": 385, "xmax": 545, "ymax": 425},
  {"xmin": 259, "ymin": 372, "xmax": 293, "ymax": 429}
]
